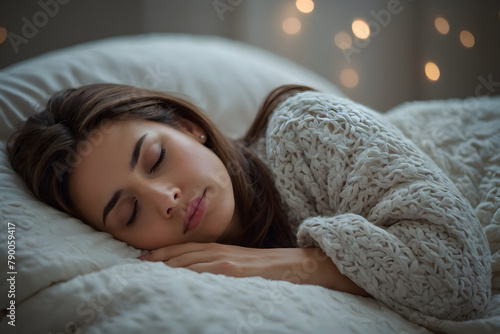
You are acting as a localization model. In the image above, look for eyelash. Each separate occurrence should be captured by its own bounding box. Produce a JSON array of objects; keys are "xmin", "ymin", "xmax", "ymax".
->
[
  {"xmin": 150, "ymin": 147, "xmax": 166, "ymax": 174},
  {"xmin": 127, "ymin": 147, "xmax": 165, "ymax": 226},
  {"xmin": 127, "ymin": 200, "xmax": 138, "ymax": 226}
]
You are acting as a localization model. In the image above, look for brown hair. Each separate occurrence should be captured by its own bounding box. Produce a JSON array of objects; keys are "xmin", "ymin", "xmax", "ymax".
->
[{"xmin": 7, "ymin": 83, "xmax": 314, "ymax": 248}]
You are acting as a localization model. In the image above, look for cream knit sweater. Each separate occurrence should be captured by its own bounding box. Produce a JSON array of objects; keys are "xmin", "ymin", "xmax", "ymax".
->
[{"xmin": 254, "ymin": 91, "xmax": 491, "ymax": 327}]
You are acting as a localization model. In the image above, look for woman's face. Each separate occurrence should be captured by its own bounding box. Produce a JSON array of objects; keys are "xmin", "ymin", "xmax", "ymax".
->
[{"xmin": 68, "ymin": 118, "xmax": 241, "ymax": 250}]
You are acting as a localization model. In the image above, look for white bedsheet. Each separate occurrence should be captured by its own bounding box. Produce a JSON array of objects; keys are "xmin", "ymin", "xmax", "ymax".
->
[
  {"xmin": 0, "ymin": 34, "xmax": 498, "ymax": 334},
  {"xmin": 1, "ymin": 96, "xmax": 499, "ymax": 333}
]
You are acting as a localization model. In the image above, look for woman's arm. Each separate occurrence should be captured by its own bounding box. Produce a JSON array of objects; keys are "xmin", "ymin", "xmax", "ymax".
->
[
  {"xmin": 138, "ymin": 242, "xmax": 369, "ymax": 296},
  {"xmin": 265, "ymin": 91, "xmax": 491, "ymax": 325}
]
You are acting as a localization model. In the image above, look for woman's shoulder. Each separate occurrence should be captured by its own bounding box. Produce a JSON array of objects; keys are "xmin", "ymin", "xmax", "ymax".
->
[
  {"xmin": 273, "ymin": 90, "xmax": 339, "ymax": 115},
  {"xmin": 267, "ymin": 90, "xmax": 377, "ymax": 138}
]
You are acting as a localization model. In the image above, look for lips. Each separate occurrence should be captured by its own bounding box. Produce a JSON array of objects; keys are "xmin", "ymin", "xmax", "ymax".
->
[{"xmin": 183, "ymin": 190, "xmax": 207, "ymax": 234}]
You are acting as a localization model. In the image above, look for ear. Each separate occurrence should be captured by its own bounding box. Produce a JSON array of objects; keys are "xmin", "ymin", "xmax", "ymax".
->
[{"xmin": 177, "ymin": 117, "xmax": 207, "ymax": 143}]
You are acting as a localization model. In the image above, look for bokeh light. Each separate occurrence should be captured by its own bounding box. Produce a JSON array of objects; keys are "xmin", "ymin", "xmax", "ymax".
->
[
  {"xmin": 340, "ymin": 68, "xmax": 359, "ymax": 88},
  {"xmin": 0, "ymin": 27, "xmax": 7, "ymax": 44},
  {"xmin": 296, "ymin": 0, "xmax": 314, "ymax": 14},
  {"xmin": 282, "ymin": 17, "xmax": 302, "ymax": 34},
  {"xmin": 352, "ymin": 19, "xmax": 370, "ymax": 39},
  {"xmin": 425, "ymin": 62, "xmax": 440, "ymax": 81},
  {"xmin": 434, "ymin": 17, "xmax": 450, "ymax": 35},
  {"xmin": 460, "ymin": 30, "xmax": 475, "ymax": 47},
  {"xmin": 334, "ymin": 32, "xmax": 352, "ymax": 49}
]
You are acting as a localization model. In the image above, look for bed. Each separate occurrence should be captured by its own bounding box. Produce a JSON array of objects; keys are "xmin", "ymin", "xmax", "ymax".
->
[{"xmin": 0, "ymin": 33, "xmax": 499, "ymax": 334}]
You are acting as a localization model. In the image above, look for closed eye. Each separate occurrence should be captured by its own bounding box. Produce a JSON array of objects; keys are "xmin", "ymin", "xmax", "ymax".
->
[
  {"xmin": 150, "ymin": 147, "xmax": 166, "ymax": 174},
  {"xmin": 127, "ymin": 200, "xmax": 138, "ymax": 226}
]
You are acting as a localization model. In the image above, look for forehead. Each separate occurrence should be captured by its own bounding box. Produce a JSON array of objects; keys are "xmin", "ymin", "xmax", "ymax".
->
[{"xmin": 73, "ymin": 118, "xmax": 154, "ymax": 171}]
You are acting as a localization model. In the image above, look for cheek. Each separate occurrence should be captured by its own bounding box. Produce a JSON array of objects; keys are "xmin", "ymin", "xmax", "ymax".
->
[
  {"xmin": 135, "ymin": 232, "xmax": 170, "ymax": 251},
  {"xmin": 207, "ymin": 184, "xmax": 235, "ymax": 229},
  {"xmin": 210, "ymin": 169, "xmax": 233, "ymax": 193},
  {"xmin": 119, "ymin": 223, "xmax": 173, "ymax": 250},
  {"xmin": 198, "ymin": 154, "xmax": 234, "ymax": 193}
]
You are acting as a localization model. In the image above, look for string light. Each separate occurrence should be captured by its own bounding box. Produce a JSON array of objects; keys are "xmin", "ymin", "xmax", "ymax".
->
[
  {"xmin": 0, "ymin": 27, "xmax": 7, "ymax": 44},
  {"xmin": 425, "ymin": 62, "xmax": 440, "ymax": 81},
  {"xmin": 296, "ymin": 0, "xmax": 314, "ymax": 14},
  {"xmin": 352, "ymin": 19, "xmax": 370, "ymax": 39},
  {"xmin": 340, "ymin": 69, "xmax": 359, "ymax": 88},
  {"xmin": 460, "ymin": 30, "xmax": 475, "ymax": 47},
  {"xmin": 334, "ymin": 32, "xmax": 352, "ymax": 49},
  {"xmin": 434, "ymin": 17, "xmax": 449, "ymax": 35},
  {"xmin": 282, "ymin": 17, "xmax": 302, "ymax": 34}
]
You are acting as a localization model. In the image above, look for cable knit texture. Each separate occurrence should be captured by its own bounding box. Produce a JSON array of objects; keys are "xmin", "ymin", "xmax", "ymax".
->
[{"xmin": 257, "ymin": 91, "xmax": 492, "ymax": 328}]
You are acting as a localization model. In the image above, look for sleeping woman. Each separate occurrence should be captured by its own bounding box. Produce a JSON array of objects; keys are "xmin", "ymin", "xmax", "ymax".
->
[{"xmin": 7, "ymin": 83, "xmax": 491, "ymax": 329}]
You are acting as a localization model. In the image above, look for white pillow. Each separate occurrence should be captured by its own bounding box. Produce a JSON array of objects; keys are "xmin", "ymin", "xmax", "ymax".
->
[
  {"xmin": 0, "ymin": 33, "xmax": 342, "ymax": 140},
  {"xmin": 0, "ymin": 33, "xmax": 342, "ymax": 312},
  {"xmin": 0, "ymin": 34, "xmax": 444, "ymax": 334}
]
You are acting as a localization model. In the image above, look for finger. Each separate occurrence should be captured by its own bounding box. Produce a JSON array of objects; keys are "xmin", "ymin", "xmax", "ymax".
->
[
  {"xmin": 140, "ymin": 242, "xmax": 212, "ymax": 262},
  {"xmin": 184, "ymin": 263, "xmax": 217, "ymax": 274},
  {"xmin": 137, "ymin": 252, "xmax": 154, "ymax": 261},
  {"xmin": 185, "ymin": 261, "xmax": 240, "ymax": 277},
  {"xmin": 165, "ymin": 251, "xmax": 216, "ymax": 268}
]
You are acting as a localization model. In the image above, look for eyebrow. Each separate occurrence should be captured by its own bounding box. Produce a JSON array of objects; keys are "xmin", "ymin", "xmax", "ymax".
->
[
  {"xmin": 102, "ymin": 133, "xmax": 147, "ymax": 225},
  {"xmin": 130, "ymin": 134, "xmax": 147, "ymax": 171},
  {"xmin": 102, "ymin": 190, "xmax": 122, "ymax": 225}
]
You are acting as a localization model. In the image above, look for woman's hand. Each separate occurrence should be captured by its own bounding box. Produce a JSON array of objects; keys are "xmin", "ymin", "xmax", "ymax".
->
[{"xmin": 138, "ymin": 242, "xmax": 368, "ymax": 296}]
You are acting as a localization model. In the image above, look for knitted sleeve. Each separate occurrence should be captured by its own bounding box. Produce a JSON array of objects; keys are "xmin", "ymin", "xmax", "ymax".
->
[{"xmin": 264, "ymin": 91, "xmax": 491, "ymax": 328}]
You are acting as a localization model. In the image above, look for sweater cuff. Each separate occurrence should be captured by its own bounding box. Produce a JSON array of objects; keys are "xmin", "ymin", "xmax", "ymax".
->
[{"xmin": 296, "ymin": 214, "xmax": 443, "ymax": 326}]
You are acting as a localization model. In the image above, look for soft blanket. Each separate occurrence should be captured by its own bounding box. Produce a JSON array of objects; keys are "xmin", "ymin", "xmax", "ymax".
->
[
  {"xmin": 1, "ymin": 95, "xmax": 499, "ymax": 334},
  {"xmin": 257, "ymin": 91, "xmax": 492, "ymax": 330}
]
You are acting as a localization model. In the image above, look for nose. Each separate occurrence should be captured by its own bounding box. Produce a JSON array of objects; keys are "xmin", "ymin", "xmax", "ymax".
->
[
  {"xmin": 149, "ymin": 184, "xmax": 182, "ymax": 219},
  {"xmin": 165, "ymin": 188, "xmax": 181, "ymax": 217}
]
